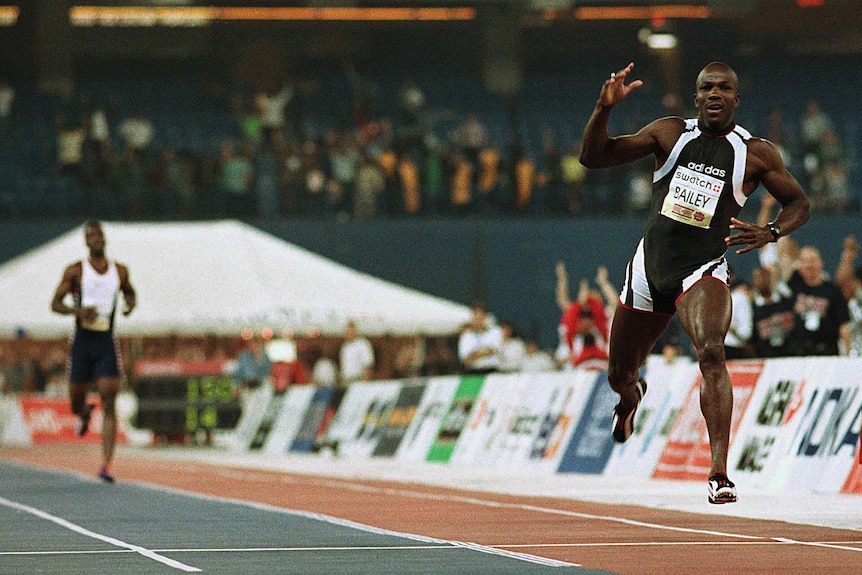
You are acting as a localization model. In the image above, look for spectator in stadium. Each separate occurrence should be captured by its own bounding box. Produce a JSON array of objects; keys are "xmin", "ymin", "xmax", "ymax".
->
[
  {"xmin": 555, "ymin": 261, "xmax": 616, "ymax": 331},
  {"xmin": 397, "ymin": 151, "xmax": 422, "ymax": 216},
  {"xmin": 1, "ymin": 341, "xmax": 31, "ymax": 395},
  {"xmin": 560, "ymin": 143, "xmax": 587, "ymax": 214},
  {"xmin": 117, "ymin": 108, "xmax": 154, "ymax": 161},
  {"xmin": 448, "ymin": 151, "xmax": 475, "ymax": 216},
  {"xmin": 579, "ymin": 61, "xmax": 810, "ymax": 504},
  {"xmin": 520, "ymin": 339, "xmax": 557, "ymax": 373},
  {"xmin": 309, "ymin": 342, "xmax": 338, "ymax": 388},
  {"xmin": 353, "ymin": 151, "xmax": 385, "ymax": 220},
  {"xmin": 255, "ymin": 80, "xmax": 294, "ymax": 147},
  {"xmin": 339, "ymin": 320, "xmax": 376, "ymax": 384},
  {"xmin": 555, "ymin": 262, "xmax": 610, "ymax": 370},
  {"xmin": 50, "ymin": 220, "xmax": 137, "ymax": 483},
  {"xmin": 449, "ymin": 112, "xmax": 489, "ymax": 169},
  {"xmin": 326, "ymin": 130, "xmax": 360, "ymax": 217},
  {"xmin": 234, "ymin": 336, "xmax": 271, "ymax": 391},
  {"xmin": 0, "ymin": 76, "xmax": 14, "ymax": 136},
  {"xmin": 423, "ymin": 336, "xmax": 457, "ymax": 376},
  {"xmin": 786, "ymin": 245, "xmax": 850, "ymax": 356},
  {"xmin": 476, "ymin": 143, "xmax": 503, "ymax": 215},
  {"xmin": 799, "ymin": 99, "xmax": 834, "ymax": 161},
  {"xmin": 750, "ymin": 265, "xmax": 795, "ymax": 358},
  {"xmin": 497, "ymin": 320, "xmax": 526, "ymax": 373},
  {"xmin": 397, "ymin": 76, "xmax": 425, "ymax": 129},
  {"xmin": 148, "ymin": 147, "xmax": 183, "ymax": 217},
  {"xmin": 835, "ymin": 235, "xmax": 859, "ymax": 301},
  {"xmin": 457, "ymin": 301, "xmax": 503, "ymax": 374},
  {"xmin": 280, "ymin": 142, "xmax": 305, "ymax": 216},
  {"xmin": 724, "ymin": 276, "xmax": 754, "ymax": 359},
  {"xmin": 216, "ymin": 138, "xmax": 255, "ymax": 217},
  {"xmin": 56, "ymin": 115, "xmax": 87, "ymax": 181},
  {"xmin": 513, "ymin": 147, "xmax": 538, "ymax": 214},
  {"xmin": 764, "ymin": 107, "xmax": 791, "ymax": 166},
  {"xmin": 254, "ymin": 139, "xmax": 281, "ymax": 218},
  {"xmin": 421, "ymin": 144, "xmax": 447, "ymax": 216},
  {"xmin": 843, "ymin": 262, "xmax": 862, "ymax": 357},
  {"xmin": 392, "ymin": 335, "xmax": 426, "ymax": 379}
]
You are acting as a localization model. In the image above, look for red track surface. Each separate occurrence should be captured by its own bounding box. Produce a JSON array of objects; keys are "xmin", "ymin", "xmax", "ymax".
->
[{"xmin": 3, "ymin": 443, "xmax": 861, "ymax": 575}]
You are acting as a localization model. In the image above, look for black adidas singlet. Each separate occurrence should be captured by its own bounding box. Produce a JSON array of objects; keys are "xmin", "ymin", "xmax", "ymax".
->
[{"xmin": 643, "ymin": 119, "xmax": 750, "ymax": 294}]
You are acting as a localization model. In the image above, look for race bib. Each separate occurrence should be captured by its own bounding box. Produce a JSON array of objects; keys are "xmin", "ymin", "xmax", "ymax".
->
[{"xmin": 661, "ymin": 166, "xmax": 724, "ymax": 228}]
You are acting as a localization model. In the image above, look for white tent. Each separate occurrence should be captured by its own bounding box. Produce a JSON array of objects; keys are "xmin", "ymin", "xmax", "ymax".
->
[{"xmin": 0, "ymin": 221, "xmax": 472, "ymax": 339}]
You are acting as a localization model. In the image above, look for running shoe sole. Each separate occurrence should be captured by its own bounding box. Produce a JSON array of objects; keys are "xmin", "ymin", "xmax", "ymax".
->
[
  {"xmin": 708, "ymin": 474, "xmax": 738, "ymax": 504},
  {"xmin": 611, "ymin": 378, "xmax": 647, "ymax": 443}
]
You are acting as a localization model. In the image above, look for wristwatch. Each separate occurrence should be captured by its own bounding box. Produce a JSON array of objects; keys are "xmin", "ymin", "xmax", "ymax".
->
[{"xmin": 767, "ymin": 221, "xmax": 782, "ymax": 242}]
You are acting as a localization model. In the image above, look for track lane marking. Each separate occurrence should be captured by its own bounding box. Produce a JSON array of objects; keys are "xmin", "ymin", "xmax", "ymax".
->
[
  {"xmin": 313, "ymin": 477, "xmax": 766, "ymax": 540},
  {"xmin": 0, "ymin": 495, "xmax": 201, "ymax": 572},
  {"xmin": 129, "ymin": 480, "xmax": 580, "ymax": 568}
]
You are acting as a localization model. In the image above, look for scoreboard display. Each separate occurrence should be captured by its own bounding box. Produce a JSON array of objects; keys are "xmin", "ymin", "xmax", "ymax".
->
[{"xmin": 133, "ymin": 359, "xmax": 242, "ymax": 434}]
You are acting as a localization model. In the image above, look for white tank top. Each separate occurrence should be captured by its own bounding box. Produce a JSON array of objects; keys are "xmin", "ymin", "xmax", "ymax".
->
[{"xmin": 79, "ymin": 258, "xmax": 120, "ymax": 332}]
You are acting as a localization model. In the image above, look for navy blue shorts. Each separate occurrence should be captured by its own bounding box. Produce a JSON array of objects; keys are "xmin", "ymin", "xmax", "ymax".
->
[{"xmin": 68, "ymin": 329, "xmax": 121, "ymax": 384}]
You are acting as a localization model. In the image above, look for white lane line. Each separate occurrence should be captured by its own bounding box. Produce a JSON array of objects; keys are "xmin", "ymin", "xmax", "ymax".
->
[
  {"xmin": 0, "ymin": 495, "xmax": 201, "ymax": 572},
  {"xmin": 4, "ymin": 538, "xmax": 862, "ymax": 557},
  {"xmin": 130, "ymin": 481, "xmax": 579, "ymax": 568},
  {"xmin": 315, "ymin": 477, "xmax": 766, "ymax": 541},
  {"xmin": 773, "ymin": 537, "xmax": 862, "ymax": 553}
]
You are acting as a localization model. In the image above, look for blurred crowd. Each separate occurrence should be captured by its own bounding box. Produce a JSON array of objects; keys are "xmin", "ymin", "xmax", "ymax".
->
[{"xmin": 0, "ymin": 70, "xmax": 853, "ymax": 221}]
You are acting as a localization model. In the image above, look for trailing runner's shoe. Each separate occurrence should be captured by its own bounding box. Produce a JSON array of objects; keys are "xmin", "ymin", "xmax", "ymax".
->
[
  {"xmin": 611, "ymin": 378, "xmax": 647, "ymax": 443},
  {"xmin": 77, "ymin": 403, "xmax": 95, "ymax": 437},
  {"xmin": 708, "ymin": 473, "xmax": 737, "ymax": 504},
  {"xmin": 98, "ymin": 466, "xmax": 115, "ymax": 483}
]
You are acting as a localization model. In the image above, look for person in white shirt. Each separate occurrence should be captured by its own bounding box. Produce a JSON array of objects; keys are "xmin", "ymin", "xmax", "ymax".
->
[
  {"xmin": 339, "ymin": 320, "xmax": 375, "ymax": 384},
  {"xmin": 498, "ymin": 320, "xmax": 526, "ymax": 372},
  {"xmin": 458, "ymin": 302, "xmax": 503, "ymax": 374},
  {"xmin": 724, "ymin": 278, "xmax": 754, "ymax": 359},
  {"xmin": 520, "ymin": 340, "xmax": 557, "ymax": 372}
]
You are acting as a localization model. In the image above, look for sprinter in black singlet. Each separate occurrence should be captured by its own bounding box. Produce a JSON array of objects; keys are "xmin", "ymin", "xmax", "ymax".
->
[
  {"xmin": 51, "ymin": 221, "xmax": 136, "ymax": 482},
  {"xmin": 580, "ymin": 62, "xmax": 810, "ymax": 504}
]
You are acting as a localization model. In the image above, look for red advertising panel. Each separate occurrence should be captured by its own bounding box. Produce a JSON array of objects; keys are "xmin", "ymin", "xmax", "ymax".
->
[
  {"xmin": 653, "ymin": 360, "xmax": 763, "ymax": 480},
  {"xmin": 19, "ymin": 396, "xmax": 127, "ymax": 444}
]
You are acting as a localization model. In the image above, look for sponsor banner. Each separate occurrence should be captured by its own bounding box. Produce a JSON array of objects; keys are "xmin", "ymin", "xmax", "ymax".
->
[
  {"xmin": 781, "ymin": 358, "xmax": 862, "ymax": 493},
  {"xmin": 325, "ymin": 380, "xmax": 402, "ymax": 458},
  {"xmin": 372, "ymin": 382, "xmax": 427, "ymax": 457},
  {"xmin": 727, "ymin": 358, "xmax": 813, "ymax": 490},
  {"xmin": 524, "ymin": 370, "xmax": 599, "ymax": 473},
  {"xmin": 493, "ymin": 372, "xmax": 583, "ymax": 470},
  {"xmin": 19, "ymin": 395, "xmax": 127, "ymax": 444},
  {"xmin": 290, "ymin": 387, "xmax": 336, "ymax": 453},
  {"xmin": 653, "ymin": 360, "xmax": 762, "ymax": 480},
  {"xmin": 556, "ymin": 371, "xmax": 618, "ymax": 474},
  {"xmin": 395, "ymin": 376, "xmax": 459, "ymax": 462},
  {"xmin": 230, "ymin": 385, "xmax": 274, "ymax": 451},
  {"xmin": 249, "ymin": 389, "xmax": 289, "ymax": 450},
  {"xmin": 261, "ymin": 385, "xmax": 317, "ymax": 454},
  {"xmin": 450, "ymin": 374, "xmax": 530, "ymax": 467},
  {"xmin": 604, "ymin": 356, "xmax": 700, "ymax": 477},
  {"xmin": 0, "ymin": 396, "xmax": 31, "ymax": 446},
  {"xmin": 426, "ymin": 375, "xmax": 485, "ymax": 463}
]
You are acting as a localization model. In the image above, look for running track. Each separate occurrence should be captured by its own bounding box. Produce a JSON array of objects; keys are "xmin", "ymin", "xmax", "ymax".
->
[{"xmin": 1, "ymin": 444, "xmax": 861, "ymax": 574}]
